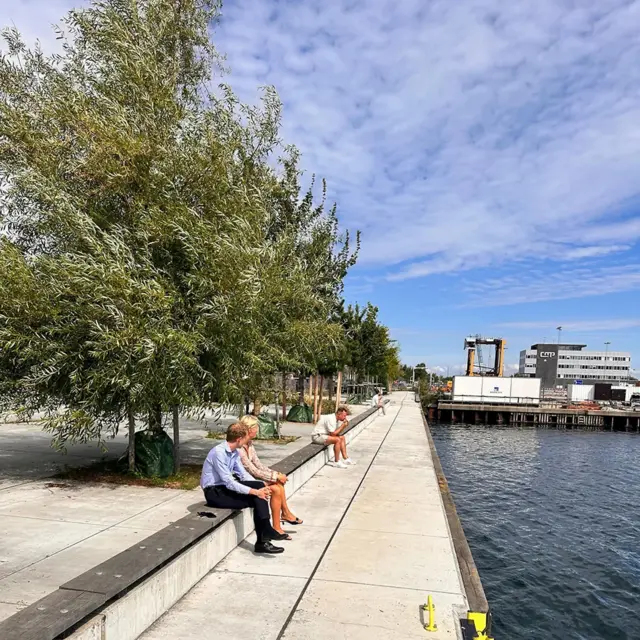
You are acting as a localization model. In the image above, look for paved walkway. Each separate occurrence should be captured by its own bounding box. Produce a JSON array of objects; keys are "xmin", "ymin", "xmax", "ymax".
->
[
  {"xmin": 141, "ymin": 393, "xmax": 468, "ymax": 640},
  {"xmin": 0, "ymin": 405, "xmax": 368, "ymax": 622}
]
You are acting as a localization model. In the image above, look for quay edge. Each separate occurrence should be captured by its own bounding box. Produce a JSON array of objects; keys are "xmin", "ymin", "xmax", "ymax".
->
[{"xmin": 420, "ymin": 405, "xmax": 493, "ymax": 640}]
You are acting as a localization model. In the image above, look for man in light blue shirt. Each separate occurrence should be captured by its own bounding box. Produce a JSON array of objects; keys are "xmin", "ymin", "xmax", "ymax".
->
[{"xmin": 201, "ymin": 423, "xmax": 286, "ymax": 554}]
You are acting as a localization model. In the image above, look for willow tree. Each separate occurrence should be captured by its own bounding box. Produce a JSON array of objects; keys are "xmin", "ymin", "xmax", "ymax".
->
[
  {"xmin": 0, "ymin": 0, "xmax": 247, "ymax": 458},
  {"xmin": 339, "ymin": 302, "xmax": 393, "ymax": 385},
  {"xmin": 0, "ymin": 236, "xmax": 205, "ymax": 455},
  {"xmin": 224, "ymin": 142, "xmax": 360, "ymax": 412},
  {"xmin": 0, "ymin": 0, "xmax": 360, "ymax": 454}
]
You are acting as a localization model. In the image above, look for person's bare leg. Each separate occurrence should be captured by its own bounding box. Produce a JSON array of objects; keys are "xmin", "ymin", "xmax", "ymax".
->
[
  {"xmin": 270, "ymin": 484, "xmax": 285, "ymax": 533},
  {"xmin": 280, "ymin": 490, "xmax": 299, "ymax": 523},
  {"xmin": 324, "ymin": 435, "xmax": 341, "ymax": 461},
  {"xmin": 340, "ymin": 435, "xmax": 348, "ymax": 459}
]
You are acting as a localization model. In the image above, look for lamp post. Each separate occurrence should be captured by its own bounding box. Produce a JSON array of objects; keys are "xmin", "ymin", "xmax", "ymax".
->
[{"xmin": 556, "ymin": 326, "xmax": 563, "ymax": 345}]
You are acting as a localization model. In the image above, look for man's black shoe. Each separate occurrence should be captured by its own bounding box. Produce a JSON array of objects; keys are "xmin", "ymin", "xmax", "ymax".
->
[{"xmin": 255, "ymin": 541, "xmax": 284, "ymax": 554}]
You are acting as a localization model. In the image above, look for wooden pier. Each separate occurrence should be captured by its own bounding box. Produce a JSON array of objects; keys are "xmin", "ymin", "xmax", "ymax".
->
[{"xmin": 430, "ymin": 402, "xmax": 640, "ymax": 431}]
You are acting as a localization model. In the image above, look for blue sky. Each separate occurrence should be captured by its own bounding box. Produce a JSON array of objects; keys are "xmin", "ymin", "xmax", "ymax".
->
[{"xmin": 6, "ymin": 0, "xmax": 640, "ymax": 374}]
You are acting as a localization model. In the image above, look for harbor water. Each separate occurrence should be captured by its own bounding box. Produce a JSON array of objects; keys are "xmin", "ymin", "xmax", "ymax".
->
[{"xmin": 430, "ymin": 424, "xmax": 640, "ymax": 640}]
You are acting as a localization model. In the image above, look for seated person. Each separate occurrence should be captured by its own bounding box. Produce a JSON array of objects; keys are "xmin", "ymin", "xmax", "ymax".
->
[
  {"xmin": 311, "ymin": 405, "xmax": 355, "ymax": 468},
  {"xmin": 200, "ymin": 423, "xmax": 286, "ymax": 555},
  {"xmin": 238, "ymin": 415, "xmax": 303, "ymax": 539},
  {"xmin": 371, "ymin": 388, "xmax": 386, "ymax": 415}
]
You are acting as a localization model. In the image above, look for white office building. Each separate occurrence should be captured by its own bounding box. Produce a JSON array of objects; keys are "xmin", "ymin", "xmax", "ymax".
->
[{"xmin": 518, "ymin": 343, "xmax": 631, "ymax": 384}]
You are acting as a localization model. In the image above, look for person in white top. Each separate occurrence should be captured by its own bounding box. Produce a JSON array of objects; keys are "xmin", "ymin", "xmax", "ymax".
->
[
  {"xmin": 311, "ymin": 406, "xmax": 356, "ymax": 469},
  {"xmin": 370, "ymin": 389, "xmax": 386, "ymax": 415}
]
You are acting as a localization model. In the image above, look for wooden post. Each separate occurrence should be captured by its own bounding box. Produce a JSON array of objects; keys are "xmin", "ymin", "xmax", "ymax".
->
[
  {"xmin": 127, "ymin": 405, "xmax": 136, "ymax": 473},
  {"xmin": 172, "ymin": 406, "xmax": 180, "ymax": 474},
  {"xmin": 313, "ymin": 373, "xmax": 320, "ymax": 423},
  {"xmin": 335, "ymin": 371, "xmax": 343, "ymax": 413},
  {"xmin": 274, "ymin": 390, "xmax": 280, "ymax": 439},
  {"xmin": 281, "ymin": 373, "xmax": 287, "ymax": 419}
]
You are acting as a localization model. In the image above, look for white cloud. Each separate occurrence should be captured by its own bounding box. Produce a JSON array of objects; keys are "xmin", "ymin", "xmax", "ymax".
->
[
  {"xmin": 210, "ymin": 0, "xmax": 640, "ymax": 279},
  {"xmin": 562, "ymin": 245, "xmax": 631, "ymax": 260},
  {"xmin": 463, "ymin": 263, "xmax": 640, "ymax": 306},
  {"xmin": 504, "ymin": 363, "xmax": 519, "ymax": 375},
  {"xmin": 6, "ymin": 0, "xmax": 640, "ymax": 283}
]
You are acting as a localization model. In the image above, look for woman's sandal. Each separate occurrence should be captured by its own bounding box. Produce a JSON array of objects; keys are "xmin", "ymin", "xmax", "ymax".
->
[
  {"xmin": 282, "ymin": 517, "xmax": 303, "ymax": 525},
  {"xmin": 272, "ymin": 531, "xmax": 293, "ymax": 541}
]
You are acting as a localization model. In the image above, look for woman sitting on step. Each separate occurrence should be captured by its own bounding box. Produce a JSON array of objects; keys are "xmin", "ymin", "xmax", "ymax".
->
[{"xmin": 238, "ymin": 415, "xmax": 303, "ymax": 540}]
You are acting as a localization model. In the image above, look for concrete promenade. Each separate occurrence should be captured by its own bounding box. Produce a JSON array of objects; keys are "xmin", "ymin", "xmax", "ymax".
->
[
  {"xmin": 0, "ymin": 406, "xmax": 367, "ymax": 623},
  {"xmin": 141, "ymin": 393, "xmax": 468, "ymax": 640}
]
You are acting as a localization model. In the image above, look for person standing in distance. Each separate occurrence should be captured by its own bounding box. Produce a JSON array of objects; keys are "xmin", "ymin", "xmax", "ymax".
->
[{"xmin": 311, "ymin": 406, "xmax": 356, "ymax": 469}]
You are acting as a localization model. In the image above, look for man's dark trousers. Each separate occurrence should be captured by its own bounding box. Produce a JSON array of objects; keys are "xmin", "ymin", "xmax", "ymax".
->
[{"xmin": 204, "ymin": 480, "xmax": 274, "ymax": 542}]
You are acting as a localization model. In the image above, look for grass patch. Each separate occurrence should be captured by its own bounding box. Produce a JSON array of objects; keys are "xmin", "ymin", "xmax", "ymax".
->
[
  {"xmin": 205, "ymin": 431, "xmax": 298, "ymax": 445},
  {"xmin": 56, "ymin": 459, "xmax": 202, "ymax": 490}
]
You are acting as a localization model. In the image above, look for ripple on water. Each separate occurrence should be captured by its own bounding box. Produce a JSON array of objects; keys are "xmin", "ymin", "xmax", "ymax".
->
[{"xmin": 431, "ymin": 424, "xmax": 640, "ymax": 640}]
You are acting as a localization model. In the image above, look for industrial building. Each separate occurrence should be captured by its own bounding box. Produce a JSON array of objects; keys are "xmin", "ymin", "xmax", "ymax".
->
[{"xmin": 518, "ymin": 343, "xmax": 632, "ymax": 386}]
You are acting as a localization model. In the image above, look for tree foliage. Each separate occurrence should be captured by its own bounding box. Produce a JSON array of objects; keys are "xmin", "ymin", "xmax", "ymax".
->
[
  {"xmin": 339, "ymin": 302, "xmax": 395, "ymax": 384},
  {"xmin": 0, "ymin": 0, "xmax": 359, "ymax": 447}
]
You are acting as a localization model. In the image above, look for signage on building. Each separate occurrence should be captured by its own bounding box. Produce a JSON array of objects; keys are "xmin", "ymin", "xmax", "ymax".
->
[{"xmin": 536, "ymin": 344, "xmax": 560, "ymax": 386}]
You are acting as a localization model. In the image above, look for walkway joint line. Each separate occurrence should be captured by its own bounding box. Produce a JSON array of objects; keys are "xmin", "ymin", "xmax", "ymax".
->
[{"xmin": 275, "ymin": 396, "xmax": 407, "ymax": 640}]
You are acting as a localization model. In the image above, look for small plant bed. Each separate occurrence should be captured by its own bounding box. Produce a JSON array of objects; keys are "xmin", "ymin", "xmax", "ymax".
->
[
  {"xmin": 55, "ymin": 459, "xmax": 202, "ymax": 490},
  {"xmin": 205, "ymin": 431, "xmax": 298, "ymax": 444}
]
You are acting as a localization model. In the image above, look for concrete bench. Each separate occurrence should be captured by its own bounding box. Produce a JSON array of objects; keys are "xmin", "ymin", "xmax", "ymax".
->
[{"xmin": 0, "ymin": 403, "xmax": 384, "ymax": 640}]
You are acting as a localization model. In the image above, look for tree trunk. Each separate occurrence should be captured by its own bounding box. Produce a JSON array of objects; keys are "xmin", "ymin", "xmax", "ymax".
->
[
  {"xmin": 274, "ymin": 390, "xmax": 280, "ymax": 439},
  {"xmin": 298, "ymin": 374, "xmax": 304, "ymax": 404},
  {"xmin": 172, "ymin": 406, "xmax": 180, "ymax": 475},
  {"xmin": 313, "ymin": 374, "xmax": 320, "ymax": 423},
  {"xmin": 127, "ymin": 406, "xmax": 136, "ymax": 473},
  {"xmin": 335, "ymin": 370, "xmax": 343, "ymax": 413},
  {"xmin": 319, "ymin": 375, "xmax": 324, "ymax": 415},
  {"xmin": 253, "ymin": 395, "xmax": 262, "ymax": 416},
  {"xmin": 149, "ymin": 405, "xmax": 162, "ymax": 431},
  {"xmin": 328, "ymin": 376, "xmax": 333, "ymax": 402},
  {"xmin": 281, "ymin": 373, "xmax": 287, "ymax": 418}
]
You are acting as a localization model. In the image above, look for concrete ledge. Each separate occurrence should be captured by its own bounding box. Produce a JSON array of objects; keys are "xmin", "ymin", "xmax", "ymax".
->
[
  {"xmin": 0, "ymin": 404, "xmax": 382, "ymax": 640},
  {"xmin": 419, "ymin": 409, "xmax": 489, "ymax": 614}
]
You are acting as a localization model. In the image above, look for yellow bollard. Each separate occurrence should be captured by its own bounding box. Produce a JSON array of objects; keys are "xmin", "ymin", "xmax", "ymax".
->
[
  {"xmin": 467, "ymin": 611, "xmax": 494, "ymax": 640},
  {"xmin": 423, "ymin": 594, "xmax": 437, "ymax": 632}
]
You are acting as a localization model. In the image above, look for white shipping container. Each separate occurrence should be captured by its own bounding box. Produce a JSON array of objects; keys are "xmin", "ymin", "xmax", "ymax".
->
[
  {"xmin": 567, "ymin": 384, "xmax": 595, "ymax": 402},
  {"xmin": 481, "ymin": 378, "xmax": 514, "ymax": 402},
  {"xmin": 451, "ymin": 376, "xmax": 540, "ymax": 405},
  {"xmin": 451, "ymin": 376, "xmax": 482, "ymax": 400},
  {"xmin": 510, "ymin": 377, "xmax": 542, "ymax": 403}
]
